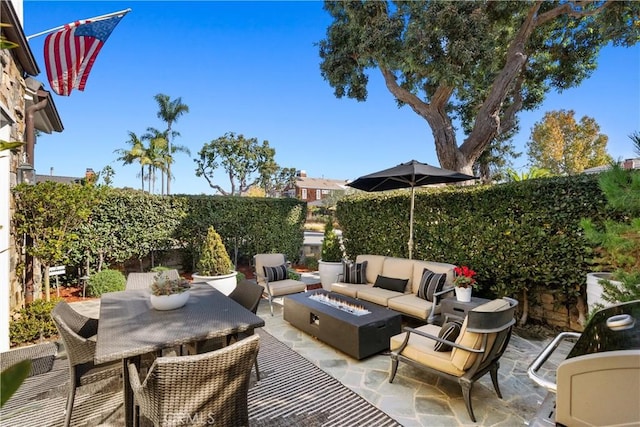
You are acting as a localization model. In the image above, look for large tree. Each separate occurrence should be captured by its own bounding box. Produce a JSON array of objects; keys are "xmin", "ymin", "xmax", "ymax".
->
[
  {"xmin": 195, "ymin": 132, "xmax": 282, "ymax": 196},
  {"xmin": 527, "ymin": 109, "xmax": 612, "ymax": 174},
  {"xmin": 319, "ymin": 1, "xmax": 639, "ymax": 174},
  {"xmin": 154, "ymin": 93, "xmax": 189, "ymax": 195}
]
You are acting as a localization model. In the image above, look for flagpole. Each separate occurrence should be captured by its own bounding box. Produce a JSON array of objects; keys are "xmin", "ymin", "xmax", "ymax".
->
[{"xmin": 26, "ymin": 8, "xmax": 131, "ymax": 40}]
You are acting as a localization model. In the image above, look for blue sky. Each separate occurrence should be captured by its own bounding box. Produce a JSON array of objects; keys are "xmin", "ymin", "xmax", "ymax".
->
[{"xmin": 23, "ymin": 1, "xmax": 640, "ymax": 194}]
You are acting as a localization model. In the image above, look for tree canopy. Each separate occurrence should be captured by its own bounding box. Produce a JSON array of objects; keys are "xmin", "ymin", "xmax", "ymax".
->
[
  {"xmin": 319, "ymin": 1, "xmax": 639, "ymax": 174},
  {"xmin": 194, "ymin": 132, "xmax": 294, "ymax": 196},
  {"xmin": 527, "ymin": 109, "xmax": 612, "ymax": 175}
]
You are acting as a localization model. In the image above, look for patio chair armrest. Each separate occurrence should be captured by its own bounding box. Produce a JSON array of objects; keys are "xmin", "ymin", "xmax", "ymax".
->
[
  {"xmin": 398, "ymin": 326, "xmax": 484, "ymax": 354},
  {"xmin": 433, "ymin": 286, "xmax": 455, "ymax": 298}
]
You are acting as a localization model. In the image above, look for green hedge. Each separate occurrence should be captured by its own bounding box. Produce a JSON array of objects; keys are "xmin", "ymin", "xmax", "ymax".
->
[
  {"xmin": 68, "ymin": 189, "xmax": 306, "ymax": 272},
  {"xmin": 337, "ymin": 174, "xmax": 620, "ymax": 304}
]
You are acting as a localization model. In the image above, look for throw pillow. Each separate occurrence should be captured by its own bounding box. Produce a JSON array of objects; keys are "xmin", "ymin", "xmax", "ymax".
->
[
  {"xmin": 342, "ymin": 260, "xmax": 368, "ymax": 284},
  {"xmin": 417, "ymin": 268, "xmax": 447, "ymax": 302},
  {"xmin": 373, "ymin": 275, "xmax": 408, "ymax": 292},
  {"xmin": 434, "ymin": 321, "xmax": 462, "ymax": 352},
  {"xmin": 263, "ymin": 264, "xmax": 288, "ymax": 282}
]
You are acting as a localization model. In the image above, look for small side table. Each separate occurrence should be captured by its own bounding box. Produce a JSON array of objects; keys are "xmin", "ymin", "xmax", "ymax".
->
[{"xmin": 441, "ymin": 296, "xmax": 491, "ymax": 322}]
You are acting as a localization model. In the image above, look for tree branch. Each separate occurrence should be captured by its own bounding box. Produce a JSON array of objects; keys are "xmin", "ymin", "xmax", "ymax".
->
[{"xmin": 536, "ymin": 0, "xmax": 614, "ymax": 27}]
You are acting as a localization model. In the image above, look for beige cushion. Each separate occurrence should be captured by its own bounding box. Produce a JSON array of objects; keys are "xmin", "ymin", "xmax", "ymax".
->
[
  {"xmin": 330, "ymin": 282, "xmax": 369, "ymax": 298},
  {"xmin": 356, "ymin": 286, "xmax": 401, "ymax": 306},
  {"xmin": 390, "ymin": 324, "xmax": 465, "ymax": 377},
  {"xmin": 266, "ymin": 279, "xmax": 306, "ymax": 297},
  {"xmin": 387, "ymin": 294, "xmax": 434, "ymax": 320},
  {"xmin": 411, "ymin": 261, "xmax": 456, "ymax": 293},
  {"xmin": 451, "ymin": 298, "xmax": 511, "ymax": 371},
  {"xmin": 355, "ymin": 254, "xmax": 386, "ymax": 284},
  {"xmin": 381, "ymin": 257, "xmax": 414, "ymax": 292},
  {"xmin": 254, "ymin": 254, "xmax": 286, "ymax": 286}
]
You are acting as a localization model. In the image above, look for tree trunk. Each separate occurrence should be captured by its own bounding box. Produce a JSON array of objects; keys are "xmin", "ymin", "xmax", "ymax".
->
[{"xmin": 44, "ymin": 265, "xmax": 51, "ymax": 302}]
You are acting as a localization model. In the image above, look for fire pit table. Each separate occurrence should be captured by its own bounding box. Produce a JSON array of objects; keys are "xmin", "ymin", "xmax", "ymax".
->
[{"xmin": 283, "ymin": 290, "xmax": 402, "ymax": 359}]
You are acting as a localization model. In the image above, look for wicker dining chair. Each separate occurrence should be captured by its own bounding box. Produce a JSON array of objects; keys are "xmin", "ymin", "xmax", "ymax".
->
[
  {"xmin": 51, "ymin": 301, "xmax": 122, "ymax": 427},
  {"xmin": 228, "ymin": 279, "xmax": 264, "ymax": 379},
  {"xmin": 128, "ymin": 334, "xmax": 260, "ymax": 427}
]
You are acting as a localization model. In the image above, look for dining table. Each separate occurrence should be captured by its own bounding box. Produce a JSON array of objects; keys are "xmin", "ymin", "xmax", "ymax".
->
[{"xmin": 95, "ymin": 283, "xmax": 265, "ymax": 427}]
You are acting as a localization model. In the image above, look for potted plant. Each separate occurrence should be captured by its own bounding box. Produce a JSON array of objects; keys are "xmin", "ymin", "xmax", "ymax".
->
[
  {"xmin": 453, "ymin": 265, "xmax": 478, "ymax": 302},
  {"xmin": 580, "ymin": 157, "xmax": 640, "ymax": 316},
  {"xmin": 318, "ymin": 219, "xmax": 344, "ymax": 290},
  {"xmin": 191, "ymin": 226, "xmax": 238, "ymax": 295},
  {"xmin": 149, "ymin": 272, "xmax": 191, "ymax": 310}
]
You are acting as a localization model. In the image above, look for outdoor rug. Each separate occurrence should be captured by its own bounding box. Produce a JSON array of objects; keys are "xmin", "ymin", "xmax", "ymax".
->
[{"xmin": 0, "ymin": 330, "xmax": 401, "ymax": 427}]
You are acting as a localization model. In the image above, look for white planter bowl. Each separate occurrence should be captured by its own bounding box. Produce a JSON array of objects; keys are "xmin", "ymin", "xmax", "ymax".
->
[
  {"xmin": 318, "ymin": 260, "xmax": 342, "ymax": 290},
  {"xmin": 150, "ymin": 291, "xmax": 190, "ymax": 311},
  {"xmin": 455, "ymin": 286, "xmax": 472, "ymax": 302},
  {"xmin": 192, "ymin": 271, "xmax": 238, "ymax": 296}
]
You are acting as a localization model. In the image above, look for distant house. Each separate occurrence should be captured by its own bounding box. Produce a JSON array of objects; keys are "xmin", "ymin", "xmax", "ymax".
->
[
  {"xmin": 583, "ymin": 158, "xmax": 640, "ymax": 174},
  {"xmin": 286, "ymin": 170, "xmax": 348, "ymax": 205},
  {"xmin": 36, "ymin": 168, "xmax": 96, "ymax": 185}
]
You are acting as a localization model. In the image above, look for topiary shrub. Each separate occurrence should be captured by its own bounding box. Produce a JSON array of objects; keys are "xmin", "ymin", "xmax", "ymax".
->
[
  {"xmin": 86, "ymin": 269, "xmax": 125, "ymax": 297},
  {"xmin": 304, "ymin": 256, "xmax": 319, "ymax": 271},
  {"xmin": 9, "ymin": 298, "xmax": 61, "ymax": 346},
  {"xmin": 321, "ymin": 220, "xmax": 343, "ymax": 262},
  {"xmin": 196, "ymin": 226, "xmax": 233, "ymax": 276}
]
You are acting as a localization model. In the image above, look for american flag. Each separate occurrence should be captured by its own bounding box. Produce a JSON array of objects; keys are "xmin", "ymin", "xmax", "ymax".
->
[{"xmin": 44, "ymin": 15, "xmax": 124, "ymax": 96}]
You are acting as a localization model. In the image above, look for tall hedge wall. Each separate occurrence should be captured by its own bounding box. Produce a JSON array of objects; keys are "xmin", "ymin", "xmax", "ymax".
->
[
  {"xmin": 70, "ymin": 189, "xmax": 306, "ymax": 272},
  {"xmin": 336, "ymin": 174, "xmax": 619, "ymax": 305}
]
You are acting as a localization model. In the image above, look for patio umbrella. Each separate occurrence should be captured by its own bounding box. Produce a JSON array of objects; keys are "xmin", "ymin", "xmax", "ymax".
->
[{"xmin": 347, "ymin": 159, "xmax": 477, "ymax": 259}]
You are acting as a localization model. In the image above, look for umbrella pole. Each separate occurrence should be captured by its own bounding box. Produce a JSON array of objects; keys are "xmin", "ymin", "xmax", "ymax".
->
[{"xmin": 408, "ymin": 186, "xmax": 415, "ymax": 260}]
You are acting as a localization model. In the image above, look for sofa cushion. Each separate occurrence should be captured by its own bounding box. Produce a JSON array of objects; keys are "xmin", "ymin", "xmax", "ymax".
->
[
  {"xmin": 390, "ymin": 324, "xmax": 465, "ymax": 377},
  {"xmin": 342, "ymin": 260, "xmax": 367, "ymax": 284},
  {"xmin": 267, "ymin": 279, "xmax": 306, "ymax": 297},
  {"xmin": 388, "ymin": 294, "xmax": 434, "ymax": 320},
  {"xmin": 263, "ymin": 264, "xmax": 288, "ymax": 282},
  {"xmin": 357, "ymin": 286, "xmax": 401, "ymax": 307},
  {"xmin": 331, "ymin": 282, "xmax": 368, "ymax": 298},
  {"xmin": 434, "ymin": 321, "xmax": 462, "ymax": 352},
  {"xmin": 356, "ymin": 254, "xmax": 386, "ymax": 284},
  {"xmin": 374, "ymin": 275, "xmax": 408, "ymax": 292},
  {"xmin": 416, "ymin": 268, "xmax": 446, "ymax": 302},
  {"xmin": 381, "ymin": 257, "xmax": 414, "ymax": 291}
]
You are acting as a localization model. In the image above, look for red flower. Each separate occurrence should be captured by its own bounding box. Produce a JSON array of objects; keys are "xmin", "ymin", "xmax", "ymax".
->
[{"xmin": 453, "ymin": 266, "xmax": 477, "ymax": 288}]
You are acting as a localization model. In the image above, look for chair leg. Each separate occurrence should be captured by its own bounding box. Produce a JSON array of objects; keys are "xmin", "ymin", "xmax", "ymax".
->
[
  {"xmin": 63, "ymin": 370, "xmax": 77, "ymax": 427},
  {"xmin": 460, "ymin": 381, "xmax": 476, "ymax": 423},
  {"xmin": 254, "ymin": 358, "xmax": 260, "ymax": 381},
  {"xmin": 268, "ymin": 295, "xmax": 274, "ymax": 316},
  {"xmin": 490, "ymin": 363, "xmax": 503, "ymax": 398},
  {"xmin": 388, "ymin": 357, "xmax": 399, "ymax": 383}
]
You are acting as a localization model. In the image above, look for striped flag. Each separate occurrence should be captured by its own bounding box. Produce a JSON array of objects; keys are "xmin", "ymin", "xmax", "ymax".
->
[{"xmin": 44, "ymin": 14, "xmax": 125, "ymax": 96}]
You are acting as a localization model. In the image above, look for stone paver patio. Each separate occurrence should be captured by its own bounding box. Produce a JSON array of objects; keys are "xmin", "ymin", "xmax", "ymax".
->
[{"xmin": 67, "ymin": 279, "xmax": 566, "ymax": 427}]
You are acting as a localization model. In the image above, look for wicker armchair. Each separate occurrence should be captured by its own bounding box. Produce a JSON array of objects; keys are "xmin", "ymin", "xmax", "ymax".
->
[
  {"xmin": 389, "ymin": 297, "xmax": 518, "ymax": 422},
  {"xmin": 51, "ymin": 301, "xmax": 121, "ymax": 427},
  {"xmin": 128, "ymin": 334, "xmax": 260, "ymax": 426},
  {"xmin": 253, "ymin": 253, "xmax": 306, "ymax": 315}
]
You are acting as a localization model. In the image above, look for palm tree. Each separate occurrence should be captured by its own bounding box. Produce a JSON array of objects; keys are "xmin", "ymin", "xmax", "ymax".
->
[
  {"xmin": 114, "ymin": 131, "xmax": 149, "ymax": 191},
  {"xmin": 143, "ymin": 127, "xmax": 190, "ymax": 195},
  {"xmin": 154, "ymin": 94, "xmax": 189, "ymax": 195},
  {"xmin": 506, "ymin": 167, "xmax": 552, "ymax": 182}
]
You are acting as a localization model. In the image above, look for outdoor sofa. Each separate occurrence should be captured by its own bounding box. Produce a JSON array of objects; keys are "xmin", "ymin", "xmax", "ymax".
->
[{"xmin": 330, "ymin": 254, "xmax": 456, "ymax": 323}]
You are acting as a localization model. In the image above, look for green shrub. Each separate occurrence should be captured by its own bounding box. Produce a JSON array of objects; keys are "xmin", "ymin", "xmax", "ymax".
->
[
  {"xmin": 288, "ymin": 269, "xmax": 301, "ymax": 280},
  {"xmin": 9, "ymin": 298, "xmax": 60, "ymax": 346},
  {"xmin": 197, "ymin": 226, "xmax": 233, "ymax": 276},
  {"xmin": 321, "ymin": 220, "xmax": 343, "ymax": 262},
  {"xmin": 304, "ymin": 256, "xmax": 319, "ymax": 271},
  {"xmin": 87, "ymin": 269, "xmax": 125, "ymax": 297},
  {"xmin": 151, "ymin": 265, "xmax": 172, "ymax": 272}
]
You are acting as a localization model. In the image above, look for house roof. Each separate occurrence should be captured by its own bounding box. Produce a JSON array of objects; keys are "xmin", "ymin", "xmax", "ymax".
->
[
  {"xmin": 1, "ymin": 0, "xmax": 39, "ymax": 76},
  {"xmin": 25, "ymin": 78, "xmax": 64, "ymax": 133},
  {"xmin": 297, "ymin": 176, "xmax": 348, "ymax": 191},
  {"xmin": 35, "ymin": 174, "xmax": 82, "ymax": 184}
]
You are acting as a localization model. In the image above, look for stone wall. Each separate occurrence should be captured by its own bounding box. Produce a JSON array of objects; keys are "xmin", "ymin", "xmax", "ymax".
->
[
  {"xmin": 529, "ymin": 289, "xmax": 584, "ymax": 332},
  {"xmin": 1, "ymin": 40, "xmax": 28, "ymax": 313}
]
